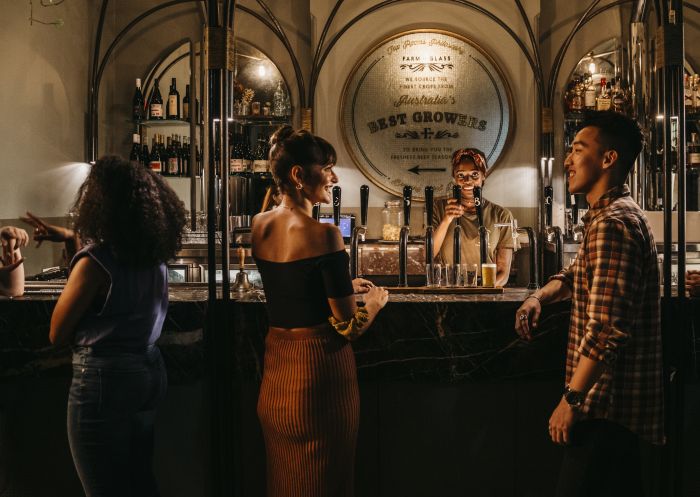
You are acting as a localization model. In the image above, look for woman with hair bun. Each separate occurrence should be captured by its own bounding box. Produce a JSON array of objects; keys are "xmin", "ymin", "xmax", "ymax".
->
[
  {"xmin": 252, "ymin": 125, "xmax": 388, "ymax": 497},
  {"xmin": 44, "ymin": 155, "xmax": 186, "ymax": 497}
]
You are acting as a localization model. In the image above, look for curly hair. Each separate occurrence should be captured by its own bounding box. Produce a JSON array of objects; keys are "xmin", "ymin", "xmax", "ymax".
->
[
  {"xmin": 269, "ymin": 125, "xmax": 337, "ymax": 194},
  {"xmin": 72, "ymin": 156, "xmax": 186, "ymax": 266}
]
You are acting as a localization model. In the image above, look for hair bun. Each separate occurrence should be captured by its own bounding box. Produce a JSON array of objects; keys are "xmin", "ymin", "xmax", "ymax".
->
[{"xmin": 270, "ymin": 125, "xmax": 295, "ymax": 146}]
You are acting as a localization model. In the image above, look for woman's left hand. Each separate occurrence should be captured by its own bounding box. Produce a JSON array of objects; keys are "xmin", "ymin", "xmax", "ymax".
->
[{"xmin": 352, "ymin": 278, "xmax": 374, "ymax": 294}]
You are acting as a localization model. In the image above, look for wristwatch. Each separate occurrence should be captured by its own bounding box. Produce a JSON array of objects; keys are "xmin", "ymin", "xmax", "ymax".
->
[{"xmin": 563, "ymin": 385, "xmax": 585, "ymax": 409}]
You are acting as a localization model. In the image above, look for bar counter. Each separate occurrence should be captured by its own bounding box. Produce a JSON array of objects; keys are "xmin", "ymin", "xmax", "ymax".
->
[
  {"xmin": 2, "ymin": 284, "xmax": 692, "ymax": 496},
  {"xmin": 1, "ymin": 285, "xmax": 567, "ymax": 382}
]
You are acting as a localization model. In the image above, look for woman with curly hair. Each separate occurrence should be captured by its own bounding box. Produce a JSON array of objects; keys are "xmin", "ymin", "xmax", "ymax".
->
[{"xmin": 29, "ymin": 156, "xmax": 185, "ymax": 497}]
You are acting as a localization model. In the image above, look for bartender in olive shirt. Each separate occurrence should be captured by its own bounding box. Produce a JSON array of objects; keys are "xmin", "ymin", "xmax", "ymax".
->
[{"xmin": 431, "ymin": 148, "xmax": 519, "ymax": 286}]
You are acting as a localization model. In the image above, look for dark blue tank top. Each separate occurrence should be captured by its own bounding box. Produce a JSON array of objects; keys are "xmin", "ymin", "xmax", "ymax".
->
[{"xmin": 70, "ymin": 244, "xmax": 168, "ymax": 351}]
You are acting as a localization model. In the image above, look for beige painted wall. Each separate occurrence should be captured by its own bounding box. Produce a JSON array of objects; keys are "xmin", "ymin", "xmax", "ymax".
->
[{"xmin": 0, "ymin": 0, "xmax": 93, "ymax": 220}]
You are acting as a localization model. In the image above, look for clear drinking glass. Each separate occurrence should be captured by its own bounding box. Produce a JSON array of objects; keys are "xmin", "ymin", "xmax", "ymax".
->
[
  {"xmin": 444, "ymin": 263, "xmax": 456, "ymax": 287},
  {"xmin": 466, "ymin": 263, "xmax": 478, "ymax": 287},
  {"xmin": 427, "ymin": 263, "xmax": 442, "ymax": 287},
  {"xmin": 425, "ymin": 264, "xmax": 437, "ymax": 287}
]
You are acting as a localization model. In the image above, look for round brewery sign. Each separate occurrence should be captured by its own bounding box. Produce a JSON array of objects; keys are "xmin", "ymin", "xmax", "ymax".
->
[{"xmin": 341, "ymin": 30, "xmax": 513, "ymax": 201}]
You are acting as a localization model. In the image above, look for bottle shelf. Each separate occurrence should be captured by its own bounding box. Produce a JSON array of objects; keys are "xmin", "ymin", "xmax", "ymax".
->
[
  {"xmin": 134, "ymin": 119, "xmax": 199, "ymax": 127},
  {"xmin": 230, "ymin": 115, "xmax": 289, "ymax": 125}
]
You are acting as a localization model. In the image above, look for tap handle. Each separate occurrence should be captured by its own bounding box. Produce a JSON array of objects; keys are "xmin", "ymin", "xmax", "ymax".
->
[
  {"xmin": 332, "ymin": 186, "xmax": 341, "ymax": 226},
  {"xmin": 402, "ymin": 185, "xmax": 412, "ymax": 227},
  {"xmin": 237, "ymin": 246, "xmax": 246, "ymax": 270},
  {"xmin": 360, "ymin": 184, "xmax": 369, "ymax": 226},
  {"xmin": 424, "ymin": 186, "xmax": 434, "ymax": 223},
  {"xmin": 571, "ymin": 194, "xmax": 579, "ymax": 225},
  {"xmin": 312, "ymin": 203, "xmax": 320, "ymax": 221},
  {"xmin": 473, "ymin": 186, "xmax": 484, "ymax": 226},
  {"xmin": 544, "ymin": 185, "xmax": 553, "ymax": 226},
  {"xmin": 452, "ymin": 184, "xmax": 461, "ymax": 202}
]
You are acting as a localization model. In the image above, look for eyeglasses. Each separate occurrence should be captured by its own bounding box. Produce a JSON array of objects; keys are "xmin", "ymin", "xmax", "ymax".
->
[{"xmin": 454, "ymin": 171, "xmax": 482, "ymax": 182}]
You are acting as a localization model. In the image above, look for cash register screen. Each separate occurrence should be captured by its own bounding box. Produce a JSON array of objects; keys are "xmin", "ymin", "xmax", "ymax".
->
[{"xmin": 318, "ymin": 214, "xmax": 355, "ymax": 241}]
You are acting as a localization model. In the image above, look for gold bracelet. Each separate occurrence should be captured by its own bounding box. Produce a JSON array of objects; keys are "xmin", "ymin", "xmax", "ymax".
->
[{"xmin": 328, "ymin": 307, "xmax": 370, "ymax": 341}]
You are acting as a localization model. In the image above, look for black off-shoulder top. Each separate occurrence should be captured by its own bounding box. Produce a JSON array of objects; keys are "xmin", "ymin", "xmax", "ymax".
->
[{"xmin": 253, "ymin": 249, "xmax": 354, "ymax": 328}]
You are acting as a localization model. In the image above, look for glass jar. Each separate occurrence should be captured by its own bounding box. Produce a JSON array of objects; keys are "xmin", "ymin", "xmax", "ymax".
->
[{"xmin": 381, "ymin": 200, "xmax": 403, "ymax": 241}]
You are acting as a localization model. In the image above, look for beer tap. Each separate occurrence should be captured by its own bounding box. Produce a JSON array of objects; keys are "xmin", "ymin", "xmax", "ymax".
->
[
  {"xmin": 332, "ymin": 186, "xmax": 341, "ymax": 226},
  {"xmin": 543, "ymin": 184, "xmax": 563, "ymax": 272},
  {"xmin": 570, "ymin": 194, "xmax": 584, "ymax": 242},
  {"xmin": 544, "ymin": 185, "xmax": 553, "ymax": 229},
  {"xmin": 493, "ymin": 218, "xmax": 540, "ymax": 289},
  {"xmin": 452, "ymin": 184, "xmax": 462, "ymax": 266},
  {"xmin": 350, "ymin": 185, "xmax": 369, "ymax": 279},
  {"xmin": 312, "ymin": 203, "xmax": 320, "ymax": 221},
  {"xmin": 473, "ymin": 186, "xmax": 488, "ymax": 265},
  {"xmin": 398, "ymin": 185, "xmax": 412, "ymax": 287},
  {"xmin": 424, "ymin": 186, "xmax": 434, "ymax": 268}
]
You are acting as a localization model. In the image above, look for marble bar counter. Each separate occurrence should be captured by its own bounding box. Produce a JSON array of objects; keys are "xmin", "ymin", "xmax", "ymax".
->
[
  {"xmin": 4, "ymin": 284, "xmax": 687, "ymax": 497},
  {"xmin": 229, "ymin": 287, "xmax": 570, "ymax": 383},
  {"xmin": 0, "ymin": 284, "xmax": 568, "ymax": 382}
]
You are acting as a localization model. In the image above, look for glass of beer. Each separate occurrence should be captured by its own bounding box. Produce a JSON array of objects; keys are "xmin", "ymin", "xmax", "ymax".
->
[{"xmin": 481, "ymin": 263, "xmax": 497, "ymax": 287}]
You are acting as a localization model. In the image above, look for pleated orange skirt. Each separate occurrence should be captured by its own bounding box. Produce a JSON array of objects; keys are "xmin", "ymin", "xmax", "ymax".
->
[{"xmin": 257, "ymin": 325, "xmax": 359, "ymax": 497}]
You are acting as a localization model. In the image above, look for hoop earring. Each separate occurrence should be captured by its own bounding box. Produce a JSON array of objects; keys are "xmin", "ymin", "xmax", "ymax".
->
[{"xmin": 296, "ymin": 183, "xmax": 303, "ymax": 190}]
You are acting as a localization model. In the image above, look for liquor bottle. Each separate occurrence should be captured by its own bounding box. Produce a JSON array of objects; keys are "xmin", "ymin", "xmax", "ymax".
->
[
  {"xmin": 693, "ymin": 75, "xmax": 700, "ymax": 113},
  {"xmin": 690, "ymin": 133, "xmax": 700, "ymax": 167},
  {"xmin": 167, "ymin": 78, "xmax": 180, "ymax": 120},
  {"xmin": 161, "ymin": 137, "xmax": 171, "ymax": 176},
  {"xmin": 149, "ymin": 79, "xmax": 164, "ymax": 120},
  {"xmin": 196, "ymin": 143, "xmax": 202, "ymax": 177},
  {"xmin": 273, "ymin": 81, "xmax": 286, "ymax": 117},
  {"xmin": 181, "ymin": 137, "xmax": 190, "ymax": 176},
  {"xmin": 149, "ymin": 137, "xmax": 162, "ymax": 172},
  {"xmin": 685, "ymin": 74, "xmax": 693, "ymax": 112},
  {"xmin": 230, "ymin": 133, "xmax": 248, "ymax": 173},
  {"xmin": 132, "ymin": 79, "xmax": 145, "ymax": 121},
  {"xmin": 571, "ymin": 78, "xmax": 584, "ymax": 111},
  {"xmin": 596, "ymin": 78, "xmax": 611, "ymax": 111},
  {"xmin": 141, "ymin": 143, "xmax": 149, "ymax": 168},
  {"xmin": 166, "ymin": 136, "xmax": 178, "ymax": 175},
  {"xmin": 611, "ymin": 79, "xmax": 627, "ymax": 114},
  {"xmin": 253, "ymin": 136, "xmax": 269, "ymax": 173},
  {"xmin": 182, "ymin": 84, "xmax": 190, "ymax": 121},
  {"xmin": 129, "ymin": 133, "xmax": 141, "ymax": 162},
  {"xmin": 687, "ymin": 133, "xmax": 700, "ymax": 211},
  {"xmin": 584, "ymin": 74, "xmax": 596, "ymax": 110}
]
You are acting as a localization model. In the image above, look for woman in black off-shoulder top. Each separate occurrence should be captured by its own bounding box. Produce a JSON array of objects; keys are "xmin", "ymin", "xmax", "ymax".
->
[{"xmin": 252, "ymin": 126, "xmax": 388, "ymax": 497}]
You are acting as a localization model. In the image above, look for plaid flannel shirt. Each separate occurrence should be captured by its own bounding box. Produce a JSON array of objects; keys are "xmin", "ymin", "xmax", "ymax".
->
[{"xmin": 551, "ymin": 185, "xmax": 664, "ymax": 445}]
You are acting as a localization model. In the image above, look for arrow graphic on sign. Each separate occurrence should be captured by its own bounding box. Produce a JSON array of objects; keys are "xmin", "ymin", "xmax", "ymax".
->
[{"xmin": 408, "ymin": 165, "xmax": 447, "ymax": 175}]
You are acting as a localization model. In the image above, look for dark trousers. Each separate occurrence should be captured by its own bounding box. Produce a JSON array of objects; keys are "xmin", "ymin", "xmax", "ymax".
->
[
  {"xmin": 67, "ymin": 347, "xmax": 167, "ymax": 497},
  {"xmin": 555, "ymin": 419, "xmax": 643, "ymax": 497}
]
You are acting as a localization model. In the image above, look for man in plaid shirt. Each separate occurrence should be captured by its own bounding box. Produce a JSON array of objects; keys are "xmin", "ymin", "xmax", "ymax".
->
[{"xmin": 515, "ymin": 111, "xmax": 663, "ymax": 496}]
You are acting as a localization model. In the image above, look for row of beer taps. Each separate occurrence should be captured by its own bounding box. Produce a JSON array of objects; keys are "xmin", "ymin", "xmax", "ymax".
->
[{"xmin": 320, "ymin": 183, "xmax": 528, "ymax": 288}]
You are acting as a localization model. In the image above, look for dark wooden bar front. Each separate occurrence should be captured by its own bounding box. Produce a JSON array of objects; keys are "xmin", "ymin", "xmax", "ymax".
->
[{"xmin": 0, "ymin": 288, "xmax": 696, "ymax": 496}]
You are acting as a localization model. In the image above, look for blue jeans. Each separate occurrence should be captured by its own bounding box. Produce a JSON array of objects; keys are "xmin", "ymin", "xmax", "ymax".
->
[{"xmin": 67, "ymin": 346, "xmax": 167, "ymax": 497}]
